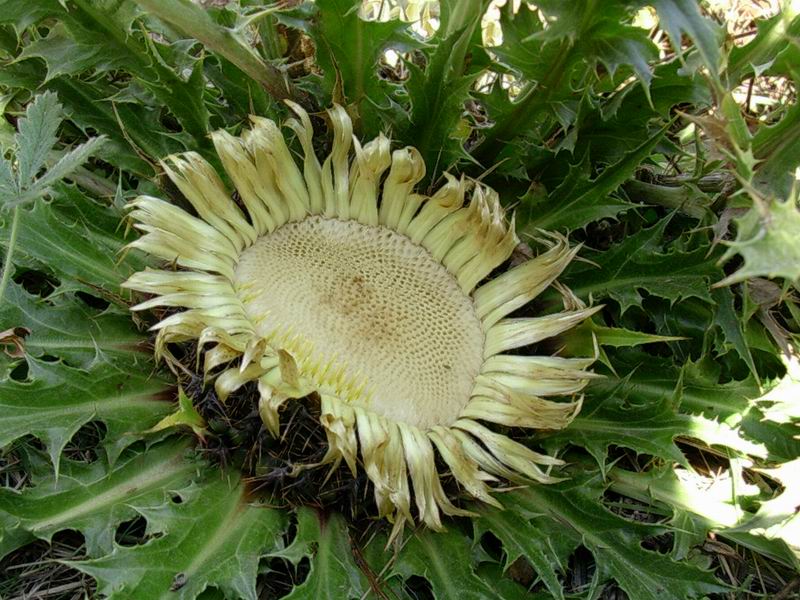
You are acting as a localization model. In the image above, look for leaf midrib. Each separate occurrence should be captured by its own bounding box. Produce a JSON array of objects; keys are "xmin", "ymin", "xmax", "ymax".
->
[
  {"xmin": 1, "ymin": 392, "xmax": 167, "ymax": 418},
  {"xmin": 570, "ymin": 267, "xmax": 710, "ymax": 299},
  {"xmin": 31, "ymin": 448, "xmax": 191, "ymax": 531}
]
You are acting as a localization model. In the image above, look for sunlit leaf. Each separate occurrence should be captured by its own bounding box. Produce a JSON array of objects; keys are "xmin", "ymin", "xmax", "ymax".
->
[
  {"xmin": 717, "ymin": 196, "xmax": 800, "ymax": 287},
  {"xmin": 481, "ymin": 476, "xmax": 728, "ymax": 600}
]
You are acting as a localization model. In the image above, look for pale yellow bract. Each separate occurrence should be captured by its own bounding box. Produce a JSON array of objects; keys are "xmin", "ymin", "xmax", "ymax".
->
[{"xmin": 123, "ymin": 102, "xmax": 599, "ymax": 540}]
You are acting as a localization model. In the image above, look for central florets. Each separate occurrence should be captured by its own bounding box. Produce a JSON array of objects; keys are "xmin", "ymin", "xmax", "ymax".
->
[{"xmin": 235, "ymin": 216, "xmax": 485, "ymax": 429}]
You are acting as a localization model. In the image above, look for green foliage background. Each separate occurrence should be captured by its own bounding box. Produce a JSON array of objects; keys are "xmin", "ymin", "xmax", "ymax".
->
[{"xmin": 1, "ymin": 0, "xmax": 799, "ymax": 598}]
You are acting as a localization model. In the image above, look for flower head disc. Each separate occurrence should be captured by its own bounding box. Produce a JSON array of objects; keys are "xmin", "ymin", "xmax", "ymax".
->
[
  {"xmin": 123, "ymin": 103, "xmax": 599, "ymax": 538},
  {"xmin": 236, "ymin": 215, "xmax": 485, "ymax": 429}
]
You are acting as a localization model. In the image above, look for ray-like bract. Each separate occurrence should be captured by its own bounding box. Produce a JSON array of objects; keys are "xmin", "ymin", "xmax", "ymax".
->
[{"xmin": 123, "ymin": 103, "xmax": 597, "ymax": 540}]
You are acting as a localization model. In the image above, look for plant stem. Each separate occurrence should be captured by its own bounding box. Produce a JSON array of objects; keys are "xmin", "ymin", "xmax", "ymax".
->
[
  {"xmin": 132, "ymin": 0, "xmax": 307, "ymax": 108},
  {"xmin": 0, "ymin": 206, "xmax": 20, "ymax": 305}
]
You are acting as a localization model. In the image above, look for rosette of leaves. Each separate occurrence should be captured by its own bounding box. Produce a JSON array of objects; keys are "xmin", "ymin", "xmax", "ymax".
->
[{"xmin": 1, "ymin": 1, "xmax": 799, "ymax": 599}]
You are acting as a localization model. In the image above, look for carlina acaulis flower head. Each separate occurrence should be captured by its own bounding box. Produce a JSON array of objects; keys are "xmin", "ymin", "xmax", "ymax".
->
[{"xmin": 123, "ymin": 102, "xmax": 600, "ymax": 541}]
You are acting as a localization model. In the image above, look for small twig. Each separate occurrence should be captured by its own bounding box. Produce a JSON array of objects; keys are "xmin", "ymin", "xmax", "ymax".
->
[
  {"xmin": 774, "ymin": 577, "xmax": 800, "ymax": 600},
  {"xmin": 732, "ymin": 28, "xmax": 758, "ymax": 40},
  {"xmin": 745, "ymin": 76, "xmax": 755, "ymax": 115},
  {"xmin": 9, "ymin": 581, "xmax": 86, "ymax": 600},
  {"xmin": 352, "ymin": 538, "xmax": 392, "ymax": 600}
]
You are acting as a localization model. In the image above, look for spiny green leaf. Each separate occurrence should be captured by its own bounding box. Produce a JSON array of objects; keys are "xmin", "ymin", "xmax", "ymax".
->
[
  {"xmin": 730, "ymin": 458, "xmax": 800, "ymax": 562},
  {"xmin": 390, "ymin": 0, "xmax": 489, "ymax": 175},
  {"xmin": 316, "ymin": 0, "xmax": 412, "ymax": 105},
  {"xmin": 534, "ymin": 0, "xmax": 657, "ymax": 86},
  {"xmin": 563, "ymin": 217, "xmax": 723, "ymax": 311},
  {"xmin": 752, "ymin": 102, "xmax": 800, "ymax": 196},
  {"xmin": 147, "ymin": 388, "xmax": 207, "ymax": 439},
  {"xmin": 132, "ymin": 0, "xmax": 295, "ymax": 105},
  {"xmin": 474, "ymin": 497, "xmax": 574, "ymax": 600},
  {"xmin": 560, "ymin": 318, "xmax": 685, "ymax": 370},
  {"xmin": 651, "ymin": 0, "xmax": 722, "ymax": 78},
  {"xmin": 760, "ymin": 356, "xmax": 800, "ymax": 425},
  {"xmin": 727, "ymin": 7, "xmax": 800, "ymax": 84},
  {"xmin": 668, "ymin": 509, "xmax": 707, "ymax": 561},
  {"xmin": 562, "ymin": 317, "xmax": 685, "ymax": 352},
  {"xmin": 475, "ymin": 4, "xmax": 578, "ymax": 162},
  {"xmin": 0, "ymin": 184, "xmax": 146, "ymax": 295},
  {"xmin": 0, "ymin": 282, "xmax": 143, "ymax": 367},
  {"xmin": 519, "ymin": 122, "xmax": 670, "ymax": 232},
  {"xmin": 545, "ymin": 362, "xmax": 765, "ymax": 472},
  {"xmin": 611, "ymin": 467, "xmax": 800, "ymax": 568},
  {"xmin": 0, "ymin": 90, "xmax": 106, "ymax": 218},
  {"xmin": 271, "ymin": 507, "xmax": 366, "ymax": 600},
  {"xmin": 13, "ymin": 90, "xmax": 61, "ymax": 186},
  {"xmin": 477, "ymin": 1, "xmax": 658, "ymax": 164},
  {"xmin": 28, "ymin": 136, "xmax": 106, "ymax": 196},
  {"xmin": 8, "ymin": 0, "xmax": 212, "ymax": 150},
  {"xmin": 399, "ymin": 41, "xmax": 480, "ymax": 175},
  {"xmin": 717, "ymin": 196, "xmax": 800, "ymax": 287},
  {"xmin": 493, "ymin": 0, "xmax": 656, "ymax": 87},
  {"xmin": 280, "ymin": 0, "xmax": 416, "ymax": 135},
  {"xmin": 389, "ymin": 527, "xmax": 502, "ymax": 600},
  {"xmin": 0, "ymin": 357, "xmax": 173, "ymax": 472},
  {"xmin": 46, "ymin": 77, "xmax": 182, "ymax": 175},
  {"xmin": 764, "ymin": 31, "xmax": 800, "ymax": 83},
  {"xmin": 0, "ymin": 438, "xmax": 196, "ymax": 558},
  {"xmin": 595, "ymin": 60, "xmax": 711, "ymax": 147},
  {"xmin": 588, "ymin": 354, "xmax": 800, "ymax": 462},
  {"xmin": 711, "ymin": 286, "xmax": 758, "ymax": 379},
  {"xmin": 0, "ymin": 157, "xmax": 15, "ymax": 197},
  {"xmin": 583, "ymin": 22, "xmax": 656, "ymax": 88},
  {"xmin": 66, "ymin": 0, "xmax": 211, "ymax": 144},
  {"xmin": 73, "ymin": 475, "xmax": 288, "ymax": 600},
  {"xmin": 8, "ymin": 135, "xmax": 108, "ymax": 210},
  {"xmin": 493, "ymin": 476, "xmax": 728, "ymax": 600},
  {"xmin": 487, "ymin": 3, "xmax": 550, "ymax": 81},
  {"xmin": 677, "ymin": 357, "xmax": 762, "ymax": 420},
  {"xmin": 203, "ymin": 52, "xmax": 273, "ymax": 127},
  {"xmin": 0, "ymin": 47, "xmax": 44, "ymax": 89},
  {"xmin": 0, "ymin": 0, "xmax": 60, "ymax": 31},
  {"xmin": 18, "ymin": 21, "xmax": 128, "ymax": 80},
  {"xmin": 477, "ymin": 61, "xmax": 692, "ymax": 181}
]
